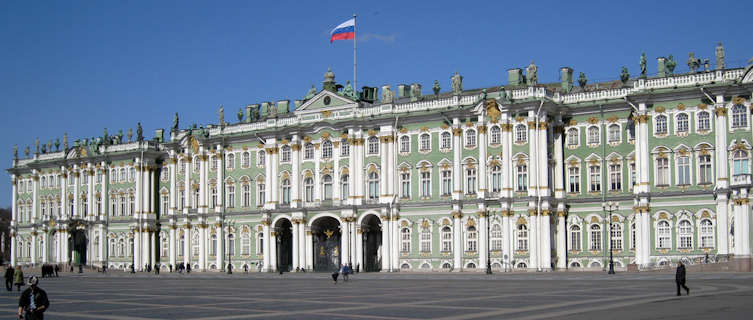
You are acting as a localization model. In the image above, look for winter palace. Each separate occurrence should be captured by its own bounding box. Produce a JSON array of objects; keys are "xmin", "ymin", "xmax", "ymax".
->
[{"xmin": 7, "ymin": 44, "xmax": 753, "ymax": 272}]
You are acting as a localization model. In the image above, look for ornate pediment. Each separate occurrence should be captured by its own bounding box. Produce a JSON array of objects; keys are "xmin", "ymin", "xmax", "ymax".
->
[{"xmin": 295, "ymin": 90, "xmax": 357, "ymax": 112}]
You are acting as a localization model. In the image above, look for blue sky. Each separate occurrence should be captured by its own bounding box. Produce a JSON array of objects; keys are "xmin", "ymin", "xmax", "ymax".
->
[{"xmin": 1, "ymin": 0, "xmax": 752, "ymax": 207}]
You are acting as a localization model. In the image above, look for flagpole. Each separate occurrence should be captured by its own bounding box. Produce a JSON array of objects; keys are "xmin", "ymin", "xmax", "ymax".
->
[{"xmin": 353, "ymin": 13, "xmax": 357, "ymax": 93}]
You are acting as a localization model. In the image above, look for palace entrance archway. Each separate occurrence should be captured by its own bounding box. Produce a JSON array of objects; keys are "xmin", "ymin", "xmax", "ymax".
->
[
  {"xmin": 361, "ymin": 215, "xmax": 382, "ymax": 272},
  {"xmin": 311, "ymin": 216, "xmax": 341, "ymax": 272},
  {"xmin": 274, "ymin": 219, "xmax": 293, "ymax": 272},
  {"xmin": 69, "ymin": 229, "xmax": 88, "ymax": 265}
]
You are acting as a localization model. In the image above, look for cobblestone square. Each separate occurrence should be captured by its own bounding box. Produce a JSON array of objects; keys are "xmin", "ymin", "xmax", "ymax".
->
[{"xmin": 1, "ymin": 272, "xmax": 753, "ymax": 319}]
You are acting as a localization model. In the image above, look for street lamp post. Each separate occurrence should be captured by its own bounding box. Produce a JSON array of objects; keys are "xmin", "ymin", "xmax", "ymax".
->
[
  {"xmin": 486, "ymin": 211, "xmax": 492, "ymax": 275},
  {"xmin": 602, "ymin": 201, "xmax": 619, "ymax": 275},
  {"xmin": 227, "ymin": 221, "xmax": 234, "ymax": 274}
]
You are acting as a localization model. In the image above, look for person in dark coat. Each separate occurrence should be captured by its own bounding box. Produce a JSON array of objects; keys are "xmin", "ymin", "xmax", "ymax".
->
[
  {"xmin": 4, "ymin": 265, "xmax": 14, "ymax": 291},
  {"xmin": 331, "ymin": 270, "xmax": 339, "ymax": 284},
  {"xmin": 17, "ymin": 276, "xmax": 49, "ymax": 320},
  {"xmin": 676, "ymin": 262, "xmax": 690, "ymax": 296},
  {"xmin": 53, "ymin": 265, "xmax": 59, "ymax": 277}
]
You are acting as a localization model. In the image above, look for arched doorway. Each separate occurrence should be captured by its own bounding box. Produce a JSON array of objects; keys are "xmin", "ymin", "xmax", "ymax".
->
[
  {"xmin": 311, "ymin": 216, "xmax": 341, "ymax": 272},
  {"xmin": 69, "ymin": 229, "xmax": 88, "ymax": 265},
  {"xmin": 274, "ymin": 219, "xmax": 293, "ymax": 272},
  {"xmin": 361, "ymin": 215, "xmax": 382, "ymax": 272}
]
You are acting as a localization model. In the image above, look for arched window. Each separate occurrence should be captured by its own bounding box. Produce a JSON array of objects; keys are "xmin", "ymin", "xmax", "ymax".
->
[
  {"xmin": 589, "ymin": 224, "xmax": 602, "ymax": 251},
  {"xmin": 676, "ymin": 113, "xmax": 689, "ymax": 133},
  {"xmin": 420, "ymin": 226, "xmax": 431, "ymax": 252},
  {"xmin": 304, "ymin": 143, "xmax": 314, "ymax": 160},
  {"xmin": 400, "ymin": 136, "xmax": 410, "ymax": 153},
  {"xmin": 700, "ymin": 219, "xmax": 714, "ymax": 248},
  {"xmin": 490, "ymin": 224, "xmax": 502, "ymax": 251},
  {"xmin": 304, "ymin": 177, "xmax": 314, "ymax": 203},
  {"xmin": 466, "ymin": 225, "xmax": 477, "ymax": 252},
  {"xmin": 441, "ymin": 226, "xmax": 452, "ymax": 252},
  {"xmin": 226, "ymin": 153, "xmax": 235, "ymax": 170},
  {"xmin": 367, "ymin": 136, "xmax": 379, "ymax": 155},
  {"xmin": 587, "ymin": 126, "xmax": 600, "ymax": 144},
  {"xmin": 120, "ymin": 168, "xmax": 126, "ymax": 181},
  {"xmin": 161, "ymin": 237, "xmax": 168, "ymax": 257},
  {"xmin": 420, "ymin": 133, "xmax": 431, "ymax": 151},
  {"xmin": 400, "ymin": 172, "xmax": 410, "ymax": 198},
  {"xmin": 655, "ymin": 115, "xmax": 668, "ymax": 134},
  {"xmin": 368, "ymin": 171, "xmax": 379, "ymax": 199},
  {"xmin": 678, "ymin": 220, "xmax": 693, "ymax": 249},
  {"xmin": 631, "ymin": 222, "xmax": 636, "ymax": 249},
  {"xmin": 697, "ymin": 111, "xmax": 710, "ymax": 131},
  {"xmin": 677, "ymin": 155, "xmax": 691, "ymax": 185},
  {"xmin": 490, "ymin": 126, "xmax": 501, "ymax": 145},
  {"xmin": 129, "ymin": 195, "xmax": 135, "ymax": 216},
  {"xmin": 340, "ymin": 139, "xmax": 350, "ymax": 156},
  {"xmin": 281, "ymin": 178, "xmax": 291, "ymax": 205},
  {"xmin": 491, "ymin": 165, "xmax": 502, "ymax": 193},
  {"xmin": 242, "ymin": 152, "xmax": 250, "ymax": 168},
  {"xmin": 340, "ymin": 174, "xmax": 349, "ymax": 200},
  {"xmin": 515, "ymin": 124, "xmax": 527, "ymax": 143},
  {"xmin": 322, "ymin": 174, "xmax": 333, "ymax": 200},
  {"xmin": 441, "ymin": 132, "xmax": 451, "ymax": 149},
  {"xmin": 610, "ymin": 223, "xmax": 622, "ymax": 250},
  {"xmin": 656, "ymin": 157, "xmax": 670, "ymax": 186},
  {"xmin": 241, "ymin": 231, "xmax": 251, "ymax": 255},
  {"xmin": 517, "ymin": 224, "xmax": 528, "ymax": 251},
  {"xmin": 567, "ymin": 128, "xmax": 579, "ymax": 146},
  {"xmin": 733, "ymin": 150, "xmax": 749, "ymax": 175},
  {"xmin": 281, "ymin": 146, "xmax": 291, "ymax": 162},
  {"xmin": 657, "ymin": 220, "xmax": 671, "ymax": 249},
  {"xmin": 321, "ymin": 140, "xmax": 333, "ymax": 159},
  {"xmin": 465, "ymin": 129, "xmax": 476, "ymax": 147},
  {"xmin": 192, "ymin": 157, "xmax": 200, "ymax": 173},
  {"xmin": 209, "ymin": 188, "xmax": 217, "ymax": 209},
  {"xmin": 400, "ymin": 227, "xmax": 411, "ymax": 253},
  {"xmin": 257, "ymin": 232, "xmax": 264, "ymax": 254},
  {"xmin": 570, "ymin": 225, "xmax": 582, "ymax": 251},
  {"xmin": 608, "ymin": 124, "xmax": 620, "ymax": 143},
  {"xmin": 732, "ymin": 105, "xmax": 748, "ymax": 128},
  {"xmin": 257, "ymin": 150, "xmax": 266, "ymax": 166}
]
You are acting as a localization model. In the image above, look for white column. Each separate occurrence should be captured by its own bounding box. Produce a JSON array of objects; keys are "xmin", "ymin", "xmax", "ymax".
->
[
  {"xmin": 356, "ymin": 225, "xmax": 363, "ymax": 271},
  {"xmin": 716, "ymin": 195, "xmax": 730, "ymax": 255},
  {"xmin": 314, "ymin": 142, "xmax": 322, "ymax": 203},
  {"xmin": 10, "ymin": 234, "xmax": 16, "ymax": 266},
  {"xmin": 169, "ymin": 226, "xmax": 176, "ymax": 268},
  {"xmin": 199, "ymin": 153, "xmax": 207, "ymax": 213},
  {"xmin": 478, "ymin": 118, "xmax": 488, "ymax": 198},
  {"xmin": 269, "ymin": 231, "xmax": 277, "ymax": 272},
  {"xmin": 734, "ymin": 198, "xmax": 751, "ymax": 256},
  {"xmin": 150, "ymin": 231, "xmax": 156, "ymax": 268},
  {"xmin": 142, "ymin": 228, "xmax": 149, "ymax": 268},
  {"xmin": 169, "ymin": 153, "xmax": 177, "ymax": 215},
  {"xmin": 478, "ymin": 209, "xmax": 487, "ymax": 271},
  {"xmin": 32, "ymin": 171, "xmax": 39, "ymax": 223},
  {"xmin": 134, "ymin": 162, "xmax": 141, "ymax": 218},
  {"xmin": 714, "ymin": 99, "xmax": 730, "ymax": 254},
  {"xmin": 380, "ymin": 208, "xmax": 390, "ymax": 271},
  {"xmin": 341, "ymin": 214, "xmax": 350, "ymax": 265},
  {"xmin": 87, "ymin": 167, "xmax": 94, "ymax": 218},
  {"xmin": 556, "ymin": 210, "xmax": 566, "ymax": 269},
  {"xmin": 291, "ymin": 137, "xmax": 301, "ymax": 207},
  {"xmin": 199, "ymin": 224, "xmax": 206, "ymax": 270},
  {"xmin": 42, "ymin": 232, "xmax": 49, "ymax": 263},
  {"xmin": 149, "ymin": 168, "xmax": 155, "ymax": 214},
  {"xmin": 101, "ymin": 163, "xmax": 109, "ymax": 220},
  {"xmin": 641, "ymin": 209, "xmax": 651, "ymax": 265},
  {"xmin": 452, "ymin": 119, "xmax": 462, "ymax": 200},
  {"xmin": 452, "ymin": 209, "xmax": 462, "ymax": 270},
  {"xmin": 61, "ymin": 228, "xmax": 69, "ymax": 265},
  {"xmin": 502, "ymin": 212, "xmax": 511, "ymax": 270},
  {"xmin": 10, "ymin": 175, "xmax": 17, "ymax": 266},
  {"xmin": 183, "ymin": 224, "xmax": 191, "ymax": 267},
  {"xmin": 391, "ymin": 209, "xmax": 399, "ymax": 271},
  {"xmin": 216, "ymin": 146, "xmax": 224, "ymax": 212},
  {"xmin": 528, "ymin": 204, "xmax": 538, "ymax": 270},
  {"xmin": 216, "ymin": 223, "xmax": 224, "ymax": 270},
  {"xmin": 305, "ymin": 227, "xmax": 313, "ymax": 270},
  {"xmin": 299, "ymin": 220, "xmax": 306, "ymax": 270},
  {"xmin": 61, "ymin": 168, "xmax": 68, "ymax": 219},
  {"xmin": 540, "ymin": 209, "xmax": 552, "ymax": 270},
  {"xmin": 291, "ymin": 220, "xmax": 299, "ymax": 270},
  {"xmin": 379, "ymin": 128, "xmax": 389, "ymax": 203},
  {"xmin": 98, "ymin": 225, "xmax": 105, "ymax": 266},
  {"xmin": 133, "ymin": 227, "xmax": 141, "ymax": 270},
  {"xmin": 31, "ymin": 232, "xmax": 37, "ymax": 265},
  {"xmin": 184, "ymin": 154, "xmax": 192, "ymax": 213},
  {"xmin": 262, "ymin": 221, "xmax": 271, "ymax": 271}
]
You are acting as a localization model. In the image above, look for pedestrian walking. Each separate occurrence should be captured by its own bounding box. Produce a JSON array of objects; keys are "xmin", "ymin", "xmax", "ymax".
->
[
  {"xmin": 13, "ymin": 266, "xmax": 24, "ymax": 292},
  {"xmin": 243, "ymin": 264, "xmax": 248, "ymax": 274},
  {"xmin": 342, "ymin": 265, "xmax": 349, "ymax": 282},
  {"xmin": 17, "ymin": 276, "xmax": 49, "ymax": 320},
  {"xmin": 5, "ymin": 265, "xmax": 15, "ymax": 291},
  {"xmin": 53, "ymin": 265, "xmax": 59, "ymax": 277},
  {"xmin": 676, "ymin": 261, "xmax": 690, "ymax": 296}
]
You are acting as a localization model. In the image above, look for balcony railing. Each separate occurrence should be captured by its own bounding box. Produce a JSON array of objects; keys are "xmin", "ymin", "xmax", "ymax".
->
[{"xmin": 731, "ymin": 174, "xmax": 752, "ymax": 187}]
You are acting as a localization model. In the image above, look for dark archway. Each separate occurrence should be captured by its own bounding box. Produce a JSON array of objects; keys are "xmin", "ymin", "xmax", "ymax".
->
[
  {"xmin": 274, "ymin": 219, "xmax": 293, "ymax": 272},
  {"xmin": 311, "ymin": 216, "xmax": 341, "ymax": 272},
  {"xmin": 69, "ymin": 229, "xmax": 88, "ymax": 265},
  {"xmin": 361, "ymin": 215, "xmax": 382, "ymax": 272}
]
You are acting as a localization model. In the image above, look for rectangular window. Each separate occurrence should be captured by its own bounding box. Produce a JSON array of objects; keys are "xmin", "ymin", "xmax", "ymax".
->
[
  {"xmin": 257, "ymin": 183, "xmax": 265, "ymax": 206},
  {"xmin": 699, "ymin": 155, "xmax": 712, "ymax": 184},
  {"xmin": 570, "ymin": 228, "xmax": 581, "ymax": 251},
  {"xmin": 341, "ymin": 140, "xmax": 350, "ymax": 156},
  {"xmin": 226, "ymin": 186, "xmax": 234, "ymax": 208},
  {"xmin": 589, "ymin": 165, "xmax": 601, "ymax": 192},
  {"xmin": 629, "ymin": 163, "xmax": 636, "ymax": 190},
  {"xmin": 516, "ymin": 165, "xmax": 528, "ymax": 192},
  {"xmin": 242, "ymin": 184, "xmax": 250, "ymax": 207},
  {"xmin": 568, "ymin": 167, "xmax": 580, "ymax": 193},
  {"xmin": 420, "ymin": 172, "xmax": 431, "ymax": 198},
  {"xmin": 656, "ymin": 158, "xmax": 670, "ymax": 186},
  {"xmin": 609, "ymin": 164, "xmax": 621, "ymax": 191},
  {"xmin": 441, "ymin": 170, "xmax": 451, "ymax": 196},
  {"xmin": 677, "ymin": 156, "xmax": 691, "ymax": 185},
  {"xmin": 465, "ymin": 168, "xmax": 476, "ymax": 194},
  {"xmin": 400, "ymin": 173, "xmax": 410, "ymax": 199},
  {"xmin": 420, "ymin": 230, "xmax": 431, "ymax": 253}
]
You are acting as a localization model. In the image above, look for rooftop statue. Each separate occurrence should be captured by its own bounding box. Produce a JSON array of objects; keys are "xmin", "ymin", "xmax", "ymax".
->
[
  {"xmin": 687, "ymin": 52, "xmax": 701, "ymax": 73},
  {"xmin": 54, "ymin": 138, "xmax": 60, "ymax": 151},
  {"xmin": 451, "ymin": 72, "xmax": 463, "ymax": 94},
  {"xmin": 640, "ymin": 52, "xmax": 647, "ymax": 76},
  {"xmin": 577, "ymin": 72, "xmax": 588, "ymax": 88},
  {"xmin": 237, "ymin": 107, "xmax": 244, "ymax": 122},
  {"xmin": 34, "ymin": 137, "xmax": 40, "ymax": 154},
  {"xmin": 342, "ymin": 80, "xmax": 358, "ymax": 100},
  {"xmin": 13, "ymin": 144, "xmax": 18, "ymax": 159},
  {"xmin": 136, "ymin": 122, "xmax": 143, "ymax": 141},
  {"xmin": 716, "ymin": 42, "xmax": 725, "ymax": 70},
  {"xmin": 103, "ymin": 128, "xmax": 109, "ymax": 146},
  {"xmin": 63, "ymin": 133, "xmax": 68, "ymax": 150},
  {"xmin": 704, "ymin": 59, "xmax": 710, "ymax": 71},
  {"xmin": 666, "ymin": 55, "xmax": 677, "ymax": 74},
  {"xmin": 172, "ymin": 112, "xmax": 179, "ymax": 131},
  {"xmin": 127, "ymin": 128, "xmax": 133, "ymax": 142},
  {"xmin": 41, "ymin": 144, "xmax": 46, "ymax": 154},
  {"xmin": 526, "ymin": 60, "xmax": 538, "ymax": 86},
  {"xmin": 620, "ymin": 66, "xmax": 630, "ymax": 83},
  {"xmin": 479, "ymin": 88, "xmax": 487, "ymax": 101},
  {"xmin": 25, "ymin": 146, "xmax": 30, "ymax": 157},
  {"xmin": 381, "ymin": 85, "xmax": 394, "ymax": 103},
  {"xmin": 47, "ymin": 140, "xmax": 52, "ymax": 152},
  {"xmin": 218, "ymin": 105, "xmax": 225, "ymax": 126},
  {"xmin": 432, "ymin": 80, "xmax": 440, "ymax": 96},
  {"xmin": 116, "ymin": 130, "xmax": 123, "ymax": 144},
  {"xmin": 498, "ymin": 86, "xmax": 509, "ymax": 103},
  {"xmin": 305, "ymin": 84, "xmax": 317, "ymax": 100}
]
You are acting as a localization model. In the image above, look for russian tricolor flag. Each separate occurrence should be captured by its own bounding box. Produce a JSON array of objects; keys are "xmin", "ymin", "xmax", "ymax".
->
[{"xmin": 330, "ymin": 18, "xmax": 355, "ymax": 43}]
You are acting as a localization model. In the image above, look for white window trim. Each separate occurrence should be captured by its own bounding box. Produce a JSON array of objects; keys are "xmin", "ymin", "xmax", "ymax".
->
[
  {"xmin": 674, "ymin": 152, "xmax": 693, "ymax": 186},
  {"xmin": 676, "ymin": 218, "xmax": 694, "ymax": 250},
  {"xmin": 606, "ymin": 123, "xmax": 622, "ymax": 145},
  {"xmin": 696, "ymin": 151, "xmax": 714, "ymax": 185},
  {"xmin": 695, "ymin": 110, "xmax": 712, "ymax": 133},
  {"xmin": 399, "ymin": 135, "xmax": 411, "ymax": 154},
  {"xmin": 586, "ymin": 125, "xmax": 601, "ymax": 146},
  {"xmin": 514, "ymin": 124, "xmax": 528, "ymax": 145},
  {"xmin": 655, "ymin": 219, "xmax": 673, "ymax": 250},
  {"xmin": 489, "ymin": 125, "xmax": 501, "ymax": 146},
  {"xmin": 464, "ymin": 129, "xmax": 477, "ymax": 149},
  {"xmin": 654, "ymin": 114, "xmax": 669, "ymax": 137},
  {"xmin": 566, "ymin": 127, "xmax": 580, "ymax": 148},
  {"xmin": 728, "ymin": 104, "xmax": 751, "ymax": 131},
  {"xmin": 653, "ymin": 153, "xmax": 671, "ymax": 187},
  {"xmin": 419, "ymin": 133, "xmax": 432, "ymax": 153},
  {"xmin": 674, "ymin": 112, "xmax": 690, "ymax": 136}
]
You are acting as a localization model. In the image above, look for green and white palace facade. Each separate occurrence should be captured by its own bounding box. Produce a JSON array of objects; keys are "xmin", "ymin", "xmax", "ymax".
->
[{"xmin": 8, "ymin": 55, "xmax": 753, "ymax": 273}]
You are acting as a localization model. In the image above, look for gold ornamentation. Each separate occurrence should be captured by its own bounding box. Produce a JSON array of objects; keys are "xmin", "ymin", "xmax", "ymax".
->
[
  {"xmin": 655, "ymin": 106, "xmax": 666, "ymax": 113},
  {"xmin": 590, "ymin": 216, "xmax": 599, "ymax": 223},
  {"xmin": 677, "ymin": 103, "xmax": 686, "ymax": 111},
  {"xmin": 588, "ymin": 117, "xmax": 598, "ymax": 124},
  {"xmin": 516, "ymin": 216, "xmax": 526, "ymax": 225},
  {"xmin": 569, "ymin": 119, "xmax": 578, "ymax": 126},
  {"xmin": 324, "ymin": 229, "xmax": 334, "ymax": 239},
  {"xmin": 320, "ymin": 110, "xmax": 333, "ymax": 118},
  {"xmin": 715, "ymin": 107, "xmax": 727, "ymax": 116},
  {"xmin": 733, "ymin": 96, "xmax": 746, "ymax": 105},
  {"xmin": 607, "ymin": 116, "xmax": 618, "ymax": 123}
]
